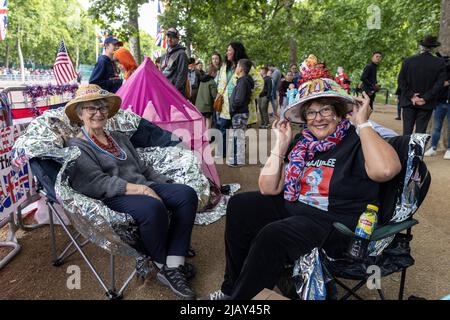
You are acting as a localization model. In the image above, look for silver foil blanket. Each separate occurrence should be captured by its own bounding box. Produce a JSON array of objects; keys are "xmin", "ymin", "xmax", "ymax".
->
[
  {"xmin": 293, "ymin": 248, "xmax": 327, "ymax": 300},
  {"xmin": 11, "ymin": 107, "xmax": 230, "ymax": 263},
  {"xmin": 368, "ymin": 133, "xmax": 429, "ymax": 256},
  {"xmin": 195, "ymin": 183, "xmax": 241, "ymax": 225},
  {"xmin": 11, "ymin": 108, "xmax": 141, "ymax": 163},
  {"xmin": 137, "ymin": 146, "xmax": 211, "ymax": 211}
]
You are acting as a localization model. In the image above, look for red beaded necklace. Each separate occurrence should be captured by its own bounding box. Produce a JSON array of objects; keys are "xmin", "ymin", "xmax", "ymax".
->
[{"xmin": 90, "ymin": 134, "xmax": 121, "ymax": 157}]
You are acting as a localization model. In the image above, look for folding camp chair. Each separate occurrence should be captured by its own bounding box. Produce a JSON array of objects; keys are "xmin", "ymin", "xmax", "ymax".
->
[
  {"xmin": 278, "ymin": 134, "xmax": 431, "ymax": 300},
  {"xmin": 14, "ymin": 114, "xmax": 201, "ymax": 299}
]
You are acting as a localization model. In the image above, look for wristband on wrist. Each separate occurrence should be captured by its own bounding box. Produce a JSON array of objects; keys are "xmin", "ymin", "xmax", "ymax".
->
[{"xmin": 356, "ymin": 121, "xmax": 373, "ymax": 136}]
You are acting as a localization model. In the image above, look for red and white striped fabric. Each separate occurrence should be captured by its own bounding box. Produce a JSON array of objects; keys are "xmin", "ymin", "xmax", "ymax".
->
[{"xmin": 53, "ymin": 40, "xmax": 77, "ymax": 85}]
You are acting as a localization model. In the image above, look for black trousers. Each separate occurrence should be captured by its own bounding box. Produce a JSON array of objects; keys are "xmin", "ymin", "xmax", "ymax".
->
[
  {"xmin": 104, "ymin": 183, "xmax": 198, "ymax": 264},
  {"xmin": 221, "ymin": 192, "xmax": 358, "ymax": 300},
  {"xmin": 369, "ymin": 93, "xmax": 376, "ymax": 109},
  {"xmin": 402, "ymin": 106, "xmax": 433, "ymax": 135}
]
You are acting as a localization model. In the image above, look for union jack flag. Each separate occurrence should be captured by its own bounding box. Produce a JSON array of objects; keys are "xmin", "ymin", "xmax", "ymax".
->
[
  {"xmin": 53, "ymin": 39, "xmax": 77, "ymax": 85},
  {"xmin": 1, "ymin": 125, "xmax": 33, "ymax": 216},
  {"xmin": 0, "ymin": 0, "xmax": 7, "ymax": 41}
]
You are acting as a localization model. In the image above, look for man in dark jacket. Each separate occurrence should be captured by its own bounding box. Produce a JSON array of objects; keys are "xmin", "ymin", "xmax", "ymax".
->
[
  {"xmin": 398, "ymin": 35, "xmax": 447, "ymax": 135},
  {"xmin": 89, "ymin": 36, "xmax": 123, "ymax": 93},
  {"xmin": 161, "ymin": 28, "xmax": 189, "ymax": 96},
  {"xmin": 360, "ymin": 51, "xmax": 382, "ymax": 109},
  {"xmin": 227, "ymin": 59, "xmax": 254, "ymax": 167}
]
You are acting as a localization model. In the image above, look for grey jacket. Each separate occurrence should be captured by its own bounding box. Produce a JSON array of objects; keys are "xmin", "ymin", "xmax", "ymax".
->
[
  {"xmin": 161, "ymin": 44, "xmax": 189, "ymax": 94},
  {"xmin": 67, "ymin": 132, "xmax": 172, "ymax": 200}
]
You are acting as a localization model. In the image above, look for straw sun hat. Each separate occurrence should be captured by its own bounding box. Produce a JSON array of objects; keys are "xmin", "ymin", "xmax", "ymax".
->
[{"xmin": 64, "ymin": 84, "xmax": 122, "ymax": 124}]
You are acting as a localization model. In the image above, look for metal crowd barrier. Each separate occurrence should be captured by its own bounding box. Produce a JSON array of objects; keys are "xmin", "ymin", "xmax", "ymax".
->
[{"xmin": 0, "ymin": 85, "xmax": 64, "ymax": 270}]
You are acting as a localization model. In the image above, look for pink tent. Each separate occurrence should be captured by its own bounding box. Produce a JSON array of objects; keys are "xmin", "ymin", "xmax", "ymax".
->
[{"xmin": 116, "ymin": 57, "xmax": 220, "ymax": 189}]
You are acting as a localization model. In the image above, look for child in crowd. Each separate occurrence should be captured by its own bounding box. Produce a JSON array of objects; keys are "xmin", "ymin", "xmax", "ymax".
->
[
  {"xmin": 258, "ymin": 66, "xmax": 272, "ymax": 129},
  {"xmin": 286, "ymin": 83, "xmax": 298, "ymax": 106},
  {"xmin": 195, "ymin": 66, "xmax": 218, "ymax": 132},
  {"xmin": 227, "ymin": 59, "xmax": 254, "ymax": 167}
]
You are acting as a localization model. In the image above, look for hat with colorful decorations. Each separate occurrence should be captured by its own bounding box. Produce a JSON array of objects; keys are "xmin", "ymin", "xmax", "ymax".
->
[{"xmin": 281, "ymin": 59, "xmax": 355, "ymax": 123}]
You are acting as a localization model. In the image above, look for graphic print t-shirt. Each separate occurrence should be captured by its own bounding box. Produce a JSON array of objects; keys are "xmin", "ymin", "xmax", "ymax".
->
[{"xmin": 289, "ymin": 127, "xmax": 380, "ymax": 216}]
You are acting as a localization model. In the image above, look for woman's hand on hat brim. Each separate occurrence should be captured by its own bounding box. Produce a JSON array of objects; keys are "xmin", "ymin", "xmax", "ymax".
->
[{"xmin": 351, "ymin": 92, "xmax": 372, "ymax": 126}]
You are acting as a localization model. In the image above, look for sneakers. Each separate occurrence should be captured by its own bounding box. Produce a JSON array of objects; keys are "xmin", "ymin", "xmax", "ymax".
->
[
  {"xmin": 201, "ymin": 289, "xmax": 232, "ymax": 300},
  {"xmin": 179, "ymin": 262, "xmax": 196, "ymax": 280},
  {"xmin": 157, "ymin": 265, "xmax": 196, "ymax": 299},
  {"xmin": 424, "ymin": 147, "xmax": 437, "ymax": 157},
  {"xmin": 444, "ymin": 149, "xmax": 450, "ymax": 160}
]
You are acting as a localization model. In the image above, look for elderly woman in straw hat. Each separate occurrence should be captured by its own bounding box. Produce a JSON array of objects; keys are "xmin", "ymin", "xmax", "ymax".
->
[
  {"xmin": 204, "ymin": 63, "xmax": 402, "ymax": 300},
  {"xmin": 65, "ymin": 84, "xmax": 198, "ymax": 300}
]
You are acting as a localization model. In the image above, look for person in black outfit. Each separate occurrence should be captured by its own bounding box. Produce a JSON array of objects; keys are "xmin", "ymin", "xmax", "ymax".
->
[
  {"xmin": 89, "ymin": 36, "xmax": 123, "ymax": 93},
  {"xmin": 161, "ymin": 28, "xmax": 189, "ymax": 96},
  {"xmin": 204, "ymin": 74, "xmax": 402, "ymax": 300},
  {"xmin": 360, "ymin": 52, "xmax": 382, "ymax": 109},
  {"xmin": 398, "ymin": 35, "xmax": 447, "ymax": 135}
]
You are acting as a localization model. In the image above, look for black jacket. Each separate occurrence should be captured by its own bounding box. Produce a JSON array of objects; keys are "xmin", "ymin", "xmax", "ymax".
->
[
  {"xmin": 398, "ymin": 52, "xmax": 447, "ymax": 110},
  {"xmin": 89, "ymin": 55, "xmax": 122, "ymax": 93},
  {"xmin": 360, "ymin": 63, "xmax": 378, "ymax": 94},
  {"xmin": 259, "ymin": 75, "xmax": 273, "ymax": 99},
  {"xmin": 161, "ymin": 44, "xmax": 189, "ymax": 94},
  {"xmin": 230, "ymin": 75, "xmax": 254, "ymax": 116}
]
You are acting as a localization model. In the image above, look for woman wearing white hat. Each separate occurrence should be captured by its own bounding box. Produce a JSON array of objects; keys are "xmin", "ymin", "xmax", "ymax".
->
[{"xmin": 205, "ymin": 64, "xmax": 402, "ymax": 300}]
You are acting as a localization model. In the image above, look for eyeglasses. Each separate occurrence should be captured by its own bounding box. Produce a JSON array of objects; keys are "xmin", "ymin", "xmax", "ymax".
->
[
  {"xmin": 305, "ymin": 106, "xmax": 334, "ymax": 120},
  {"xmin": 82, "ymin": 106, "xmax": 109, "ymax": 115}
]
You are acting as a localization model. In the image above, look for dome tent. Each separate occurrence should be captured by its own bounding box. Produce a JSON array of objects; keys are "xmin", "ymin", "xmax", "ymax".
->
[{"xmin": 116, "ymin": 57, "xmax": 221, "ymax": 205}]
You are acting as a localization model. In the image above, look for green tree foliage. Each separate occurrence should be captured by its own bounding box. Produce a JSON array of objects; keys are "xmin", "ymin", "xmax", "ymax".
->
[
  {"xmin": 88, "ymin": 0, "xmax": 148, "ymax": 63},
  {"xmin": 160, "ymin": 0, "xmax": 441, "ymax": 90},
  {"xmin": 0, "ymin": 0, "xmax": 96, "ymax": 68}
]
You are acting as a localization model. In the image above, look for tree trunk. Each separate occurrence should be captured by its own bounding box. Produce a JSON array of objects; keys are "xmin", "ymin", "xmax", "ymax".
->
[
  {"xmin": 5, "ymin": 42, "xmax": 10, "ymax": 68},
  {"xmin": 185, "ymin": 39, "xmax": 192, "ymax": 58},
  {"xmin": 17, "ymin": 26, "xmax": 25, "ymax": 82},
  {"xmin": 289, "ymin": 38, "xmax": 297, "ymax": 66},
  {"xmin": 128, "ymin": 5, "xmax": 141, "ymax": 64},
  {"xmin": 438, "ymin": 0, "xmax": 449, "ymax": 149}
]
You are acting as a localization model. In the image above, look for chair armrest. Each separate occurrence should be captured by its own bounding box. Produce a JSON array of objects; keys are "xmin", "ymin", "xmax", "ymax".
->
[
  {"xmin": 332, "ymin": 222, "xmax": 356, "ymax": 238},
  {"xmin": 371, "ymin": 219, "xmax": 418, "ymax": 241},
  {"xmin": 333, "ymin": 219, "xmax": 418, "ymax": 242}
]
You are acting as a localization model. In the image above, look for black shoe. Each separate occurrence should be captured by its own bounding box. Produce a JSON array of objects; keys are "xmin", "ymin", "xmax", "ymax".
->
[
  {"xmin": 180, "ymin": 262, "xmax": 196, "ymax": 280},
  {"xmin": 395, "ymin": 117, "xmax": 401, "ymax": 120},
  {"xmin": 157, "ymin": 265, "xmax": 196, "ymax": 299}
]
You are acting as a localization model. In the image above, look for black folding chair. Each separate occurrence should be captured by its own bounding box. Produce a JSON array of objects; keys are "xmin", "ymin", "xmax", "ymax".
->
[{"xmin": 278, "ymin": 134, "xmax": 431, "ymax": 300}]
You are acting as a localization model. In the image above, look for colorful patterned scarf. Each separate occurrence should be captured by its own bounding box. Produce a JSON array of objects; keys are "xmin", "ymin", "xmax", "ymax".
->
[{"xmin": 284, "ymin": 119, "xmax": 351, "ymax": 202}]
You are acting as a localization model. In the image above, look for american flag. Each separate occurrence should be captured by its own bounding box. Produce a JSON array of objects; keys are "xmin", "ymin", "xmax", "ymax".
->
[
  {"xmin": 53, "ymin": 39, "xmax": 77, "ymax": 85},
  {"xmin": 0, "ymin": 0, "xmax": 7, "ymax": 41}
]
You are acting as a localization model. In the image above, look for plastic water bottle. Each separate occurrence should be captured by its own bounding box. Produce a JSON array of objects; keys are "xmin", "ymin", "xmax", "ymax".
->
[{"xmin": 347, "ymin": 204, "xmax": 379, "ymax": 260}]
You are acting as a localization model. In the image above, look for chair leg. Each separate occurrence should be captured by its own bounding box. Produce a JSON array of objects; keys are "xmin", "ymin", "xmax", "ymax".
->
[
  {"xmin": 399, "ymin": 268, "xmax": 407, "ymax": 300},
  {"xmin": 47, "ymin": 201, "xmax": 59, "ymax": 265},
  {"xmin": 377, "ymin": 289, "xmax": 386, "ymax": 300},
  {"xmin": 48, "ymin": 204, "xmax": 111, "ymax": 294},
  {"xmin": 335, "ymin": 278, "xmax": 365, "ymax": 300}
]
